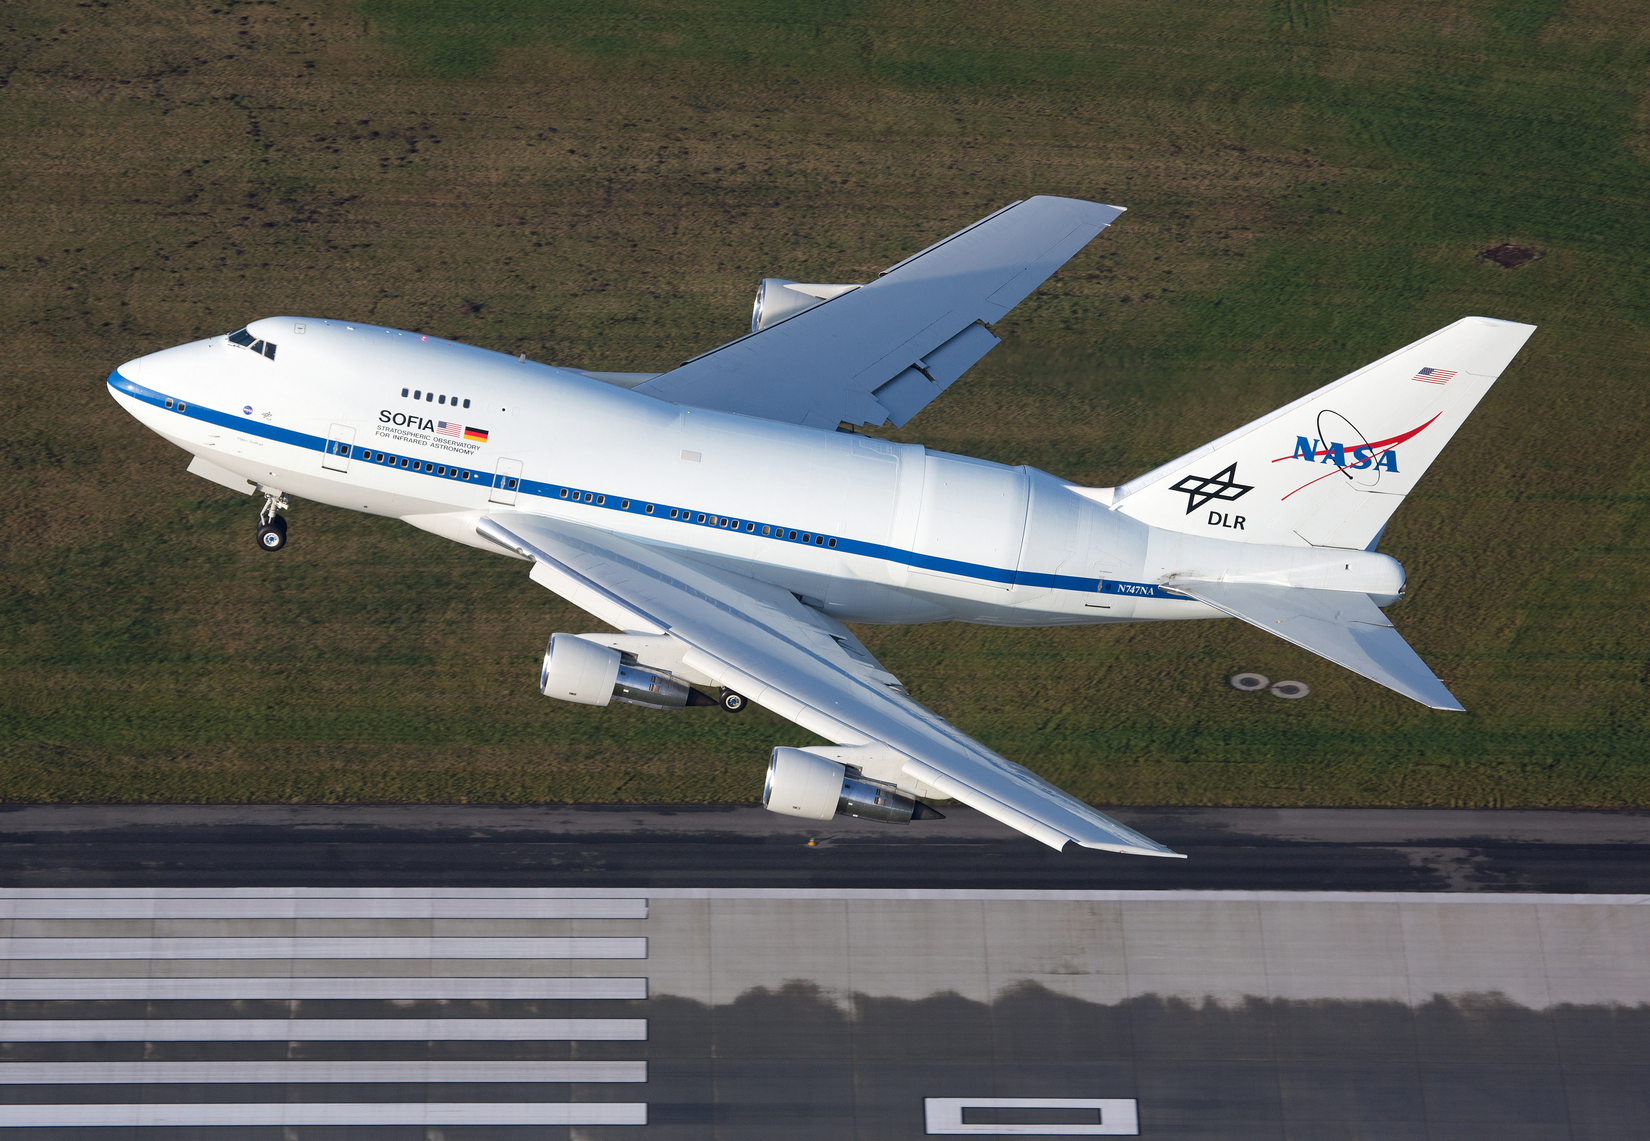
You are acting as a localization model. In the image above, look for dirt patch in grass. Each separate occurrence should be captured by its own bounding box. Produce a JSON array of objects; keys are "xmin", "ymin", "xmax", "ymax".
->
[{"xmin": 1480, "ymin": 244, "xmax": 1541, "ymax": 269}]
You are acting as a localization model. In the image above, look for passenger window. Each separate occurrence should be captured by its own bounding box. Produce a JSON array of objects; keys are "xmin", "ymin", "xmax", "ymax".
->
[
  {"xmin": 620, "ymin": 499, "xmax": 630, "ymax": 509},
  {"xmin": 437, "ymin": 466, "xmax": 446, "ymax": 475},
  {"xmin": 746, "ymin": 522, "xmax": 755, "ymax": 532},
  {"xmin": 788, "ymin": 530, "xmax": 797, "ymax": 540},
  {"xmin": 762, "ymin": 526, "xmax": 771, "ymax": 536},
  {"xmin": 164, "ymin": 399, "xmax": 174, "ymax": 409},
  {"xmin": 461, "ymin": 471, "xmax": 470, "ymax": 480},
  {"xmin": 463, "ymin": 399, "xmax": 470, "ymax": 409},
  {"xmin": 560, "ymin": 489, "xmax": 569, "ymax": 498},
  {"xmin": 439, "ymin": 395, "xmax": 446, "ymax": 405},
  {"xmin": 400, "ymin": 458, "xmax": 409, "ymax": 468},
  {"xmin": 414, "ymin": 390, "xmax": 421, "ymax": 399},
  {"xmin": 645, "ymin": 504, "xmax": 654, "ymax": 514},
  {"xmin": 426, "ymin": 392, "xmax": 434, "ymax": 402},
  {"xmin": 402, "ymin": 388, "xmax": 409, "ymax": 397}
]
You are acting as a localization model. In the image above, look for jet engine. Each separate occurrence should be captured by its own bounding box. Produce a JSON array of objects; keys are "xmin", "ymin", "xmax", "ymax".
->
[
  {"xmin": 750, "ymin": 279, "xmax": 861, "ymax": 333},
  {"xmin": 762, "ymin": 747, "xmax": 943, "ymax": 825},
  {"xmin": 539, "ymin": 632, "xmax": 708, "ymax": 711}
]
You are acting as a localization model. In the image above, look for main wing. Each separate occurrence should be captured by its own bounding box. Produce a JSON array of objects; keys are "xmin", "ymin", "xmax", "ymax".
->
[
  {"xmin": 478, "ymin": 512, "xmax": 1180, "ymax": 857},
  {"xmin": 633, "ymin": 196, "xmax": 1126, "ymax": 430}
]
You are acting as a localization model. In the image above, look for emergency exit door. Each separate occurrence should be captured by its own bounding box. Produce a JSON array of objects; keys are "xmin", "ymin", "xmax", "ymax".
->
[{"xmin": 490, "ymin": 457, "xmax": 524, "ymax": 505}]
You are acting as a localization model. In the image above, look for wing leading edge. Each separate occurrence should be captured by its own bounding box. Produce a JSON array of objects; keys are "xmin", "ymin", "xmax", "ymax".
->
[
  {"xmin": 633, "ymin": 196, "xmax": 1126, "ymax": 429},
  {"xmin": 478, "ymin": 512, "xmax": 1180, "ymax": 858}
]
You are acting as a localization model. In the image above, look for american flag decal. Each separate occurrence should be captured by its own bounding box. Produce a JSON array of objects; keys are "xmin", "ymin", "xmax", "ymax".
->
[
  {"xmin": 436, "ymin": 421, "xmax": 463, "ymax": 438},
  {"xmin": 1412, "ymin": 367, "xmax": 1457, "ymax": 385}
]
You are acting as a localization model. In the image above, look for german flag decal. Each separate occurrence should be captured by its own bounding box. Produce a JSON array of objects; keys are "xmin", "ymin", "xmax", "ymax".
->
[{"xmin": 464, "ymin": 426, "xmax": 489, "ymax": 443}]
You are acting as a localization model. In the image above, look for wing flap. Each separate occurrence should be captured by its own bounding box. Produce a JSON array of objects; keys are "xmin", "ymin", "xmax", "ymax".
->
[{"xmin": 1172, "ymin": 579, "xmax": 1464, "ymax": 710}]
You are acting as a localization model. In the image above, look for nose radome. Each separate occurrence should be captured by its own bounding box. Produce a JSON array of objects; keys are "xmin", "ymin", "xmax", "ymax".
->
[{"xmin": 116, "ymin": 355, "xmax": 145, "ymax": 382}]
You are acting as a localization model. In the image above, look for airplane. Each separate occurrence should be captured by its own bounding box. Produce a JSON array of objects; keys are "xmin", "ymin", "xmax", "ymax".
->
[{"xmin": 106, "ymin": 196, "xmax": 1535, "ymax": 858}]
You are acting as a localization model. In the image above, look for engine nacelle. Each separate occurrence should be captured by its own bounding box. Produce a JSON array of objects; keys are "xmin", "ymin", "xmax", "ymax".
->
[
  {"xmin": 751, "ymin": 279, "xmax": 860, "ymax": 333},
  {"xmin": 539, "ymin": 632, "xmax": 693, "ymax": 711},
  {"xmin": 762, "ymin": 747, "xmax": 941, "ymax": 825}
]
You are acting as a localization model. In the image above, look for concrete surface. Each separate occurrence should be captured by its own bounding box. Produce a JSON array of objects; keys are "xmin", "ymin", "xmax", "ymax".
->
[{"xmin": 1, "ymin": 886, "xmax": 1647, "ymax": 1139}]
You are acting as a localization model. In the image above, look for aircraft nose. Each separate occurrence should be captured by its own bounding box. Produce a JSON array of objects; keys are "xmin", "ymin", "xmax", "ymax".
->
[{"xmin": 114, "ymin": 354, "xmax": 147, "ymax": 383}]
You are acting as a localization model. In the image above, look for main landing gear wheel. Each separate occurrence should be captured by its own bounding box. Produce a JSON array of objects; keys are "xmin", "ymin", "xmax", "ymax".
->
[
  {"xmin": 255, "ymin": 488, "xmax": 290, "ymax": 553},
  {"xmin": 719, "ymin": 689, "xmax": 748, "ymax": 713},
  {"xmin": 256, "ymin": 515, "xmax": 287, "ymax": 552}
]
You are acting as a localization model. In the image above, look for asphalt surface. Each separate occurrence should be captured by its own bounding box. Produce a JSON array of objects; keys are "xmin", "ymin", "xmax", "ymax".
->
[{"xmin": 4, "ymin": 803, "xmax": 1648, "ymax": 891}]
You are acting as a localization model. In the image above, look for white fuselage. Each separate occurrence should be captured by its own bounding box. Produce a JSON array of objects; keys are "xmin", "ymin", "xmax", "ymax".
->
[{"xmin": 109, "ymin": 317, "xmax": 1405, "ymax": 627}]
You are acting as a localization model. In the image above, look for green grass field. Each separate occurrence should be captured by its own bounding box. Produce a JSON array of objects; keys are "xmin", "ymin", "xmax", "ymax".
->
[{"xmin": 3, "ymin": 0, "xmax": 1647, "ymax": 807}]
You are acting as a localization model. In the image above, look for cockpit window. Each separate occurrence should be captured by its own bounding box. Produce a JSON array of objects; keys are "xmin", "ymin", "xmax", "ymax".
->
[{"xmin": 226, "ymin": 327, "xmax": 277, "ymax": 360}]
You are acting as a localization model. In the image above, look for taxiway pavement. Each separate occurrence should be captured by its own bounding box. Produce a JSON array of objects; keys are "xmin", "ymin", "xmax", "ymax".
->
[{"xmin": 3, "ymin": 803, "xmax": 1649, "ymax": 892}]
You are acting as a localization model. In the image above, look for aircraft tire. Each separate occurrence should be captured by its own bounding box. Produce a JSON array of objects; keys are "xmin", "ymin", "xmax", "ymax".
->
[
  {"xmin": 257, "ymin": 518, "xmax": 287, "ymax": 552},
  {"xmin": 719, "ymin": 689, "xmax": 747, "ymax": 713}
]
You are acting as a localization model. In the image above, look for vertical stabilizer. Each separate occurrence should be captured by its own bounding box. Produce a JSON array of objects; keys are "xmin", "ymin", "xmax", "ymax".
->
[{"xmin": 1113, "ymin": 317, "xmax": 1536, "ymax": 550}]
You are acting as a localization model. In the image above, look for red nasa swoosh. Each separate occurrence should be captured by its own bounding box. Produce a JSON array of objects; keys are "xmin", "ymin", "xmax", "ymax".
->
[{"xmin": 1271, "ymin": 413, "xmax": 1441, "ymax": 501}]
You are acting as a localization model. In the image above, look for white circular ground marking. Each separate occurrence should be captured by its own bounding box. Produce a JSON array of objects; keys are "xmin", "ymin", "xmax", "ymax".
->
[
  {"xmin": 1270, "ymin": 680, "xmax": 1311, "ymax": 699},
  {"xmin": 1229, "ymin": 673, "xmax": 1270, "ymax": 692}
]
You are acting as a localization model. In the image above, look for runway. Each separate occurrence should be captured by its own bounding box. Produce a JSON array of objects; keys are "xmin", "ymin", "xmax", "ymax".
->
[
  {"xmin": 2, "ymin": 807, "xmax": 1647, "ymax": 1138},
  {"xmin": 3, "ymin": 803, "xmax": 1650, "ymax": 892}
]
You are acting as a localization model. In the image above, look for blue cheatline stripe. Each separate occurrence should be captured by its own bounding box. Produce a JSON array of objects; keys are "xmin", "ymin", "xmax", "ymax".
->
[
  {"xmin": 109, "ymin": 370, "xmax": 1191, "ymax": 601},
  {"xmin": 108, "ymin": 371, "xmax": 490, "ymax": 486}
]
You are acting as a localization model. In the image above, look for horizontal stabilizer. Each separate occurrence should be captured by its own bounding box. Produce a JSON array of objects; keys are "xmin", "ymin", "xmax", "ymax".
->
[{"xmin": 1171, "ymin": 580, "xmax": 1464, "ymax": 711}]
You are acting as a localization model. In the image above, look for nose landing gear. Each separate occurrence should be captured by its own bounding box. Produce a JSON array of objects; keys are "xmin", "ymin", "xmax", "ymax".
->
[{"xmin": 256, "ymin": 489, "xmax": 289, "ymax": 552}]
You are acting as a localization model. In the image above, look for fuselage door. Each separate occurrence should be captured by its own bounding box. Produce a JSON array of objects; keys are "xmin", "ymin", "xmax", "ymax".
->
[
  {"xmin": 490, "ymin": 457, "xmax": 524, "ymax": 506},
  {"xmin": 323, "ymin": 424, "xmax": 354, "ymax": 472}
]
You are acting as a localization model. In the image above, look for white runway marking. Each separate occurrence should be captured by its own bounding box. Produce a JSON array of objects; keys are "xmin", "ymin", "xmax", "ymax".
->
[
  {"xmin": 925, "ymin": 1098, "xmax": 1139, "ymax": 1136},
  {"xmin": 0, "ymin": 936, "xmax": 647, "ymax": 958},
  {"xmin": 0, "ymin": 1060, "xmax": 648, "ymax": 1083},
  {"xmin": 0, "ymin": 889, "xmax": 656, "ymax": 1129},
  {"xmin": 0, "ymin": 975, "xmax": 647, "ymax": 1000},
  {"xmin": 0, "ymin": 1017, "xmax": 647, "ymax": 1041},
  {"xmin": 0, "ymin": 896, "xmax": 647, "ymax": 920},
  {"xmin": 0, "ymin": 1102, "xmax": 648, "ymax": 1127}
]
